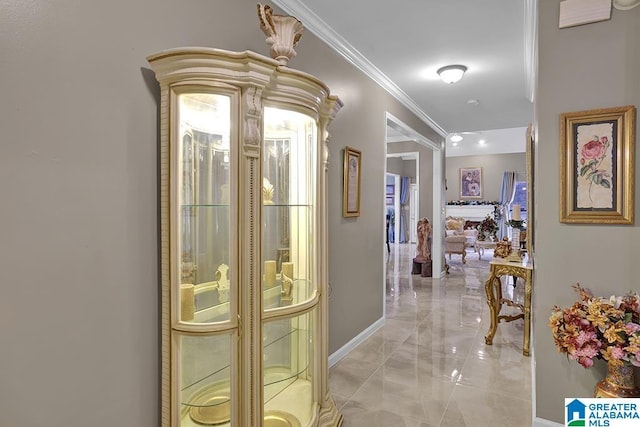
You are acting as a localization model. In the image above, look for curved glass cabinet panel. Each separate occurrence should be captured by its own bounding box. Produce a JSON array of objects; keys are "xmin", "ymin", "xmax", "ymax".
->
[
  {"xmin": 176, "ymin": 92, "xmax": 233, "ymax": 325},
  {"xmin": 264, "ymin": 310, "xmax": 316, "ymax": 426},
  {"xmin": 178, "ymin": 332, "xmax": 234, "ymax": 426},
  {"xmin": 262, "ymin": 107, "xmax": 317, "ymax": 311}
]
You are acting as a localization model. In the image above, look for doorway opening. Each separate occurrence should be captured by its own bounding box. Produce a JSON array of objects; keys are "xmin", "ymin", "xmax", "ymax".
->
[{"xmin": 384, "ymin": 113, "xmax": 443, "ymax": 290}]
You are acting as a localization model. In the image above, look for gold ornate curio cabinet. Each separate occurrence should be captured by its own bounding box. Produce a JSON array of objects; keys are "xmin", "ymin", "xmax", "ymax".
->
[{"xmin": 148, "ymin": 45, "xmax": 342, "ymax": 427}]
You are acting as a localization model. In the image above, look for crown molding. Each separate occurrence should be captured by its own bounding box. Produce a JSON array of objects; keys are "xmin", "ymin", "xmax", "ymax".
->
[{"xmin": 271, "ymin": 0, "xmax": 447, "ymax": 137}]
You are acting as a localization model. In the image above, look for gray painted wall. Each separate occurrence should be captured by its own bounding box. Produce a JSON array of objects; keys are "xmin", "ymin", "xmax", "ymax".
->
[
  {"xmin": 318, "ymin": 54, "xmax": 441, "ymax": 358},
  {"xmin": 387, "ymin": 141, "xmax": 435, "ymax": 224},
  {"xmin": 445, "ymin": 153, "xmax": 525, "ymax": 202},
  {"xmin": 402, "ymin": 159, "xmax": 416, "ymax": 179},
  {"xmin": 535, "ymin": 2, "xmax": 640, "ymax": 423},
  {"xmin": 13, "ymin": 1, "xmax": 639, "ymax": 425},
  {"xmin": 0, "ymin": 1, "xmax": 443, "ymax": 425},
  {"xmin": 386, "ymin": 157, "xmax": 403, "ymax": 176}
]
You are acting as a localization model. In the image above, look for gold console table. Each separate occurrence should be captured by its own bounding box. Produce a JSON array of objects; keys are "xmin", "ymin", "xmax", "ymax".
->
[{"xmin": 484, "ymin": 257, "xmax": 533, "ymax": 356}]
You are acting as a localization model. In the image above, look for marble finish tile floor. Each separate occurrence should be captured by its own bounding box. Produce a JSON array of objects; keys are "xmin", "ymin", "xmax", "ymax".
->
[{"xmin": 329, "ymin": 244, "xmax": 532, "ymax": 427}]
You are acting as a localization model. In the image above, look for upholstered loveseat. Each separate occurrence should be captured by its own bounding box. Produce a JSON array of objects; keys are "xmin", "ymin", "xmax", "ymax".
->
[{"xmin": 444, "ymin": 216, "xmax": 477, "ymax": 264}]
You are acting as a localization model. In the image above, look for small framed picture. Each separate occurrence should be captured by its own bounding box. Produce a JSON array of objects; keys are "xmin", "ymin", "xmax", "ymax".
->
[
  {"xmin": 343, "ymin": 146, "xmax": 362, "ymax": 217},
  {"xmin": 460, "ymin": 167, "xmax": 482, "ymax": 199}
]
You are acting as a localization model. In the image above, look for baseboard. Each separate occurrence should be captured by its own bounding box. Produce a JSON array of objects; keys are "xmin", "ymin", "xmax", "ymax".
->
[
  {"xmin": 328, "ymin": 317, "xmax": 385, "ymax": 367},
  {"xmin": 533, "ymin": 417, "xmax": 563, "ymax": 427}
]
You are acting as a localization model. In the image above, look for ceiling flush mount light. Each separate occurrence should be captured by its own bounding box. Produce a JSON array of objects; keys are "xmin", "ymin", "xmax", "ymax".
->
[
  {"xmin": 437, "ymin": 65, "xmax": 467, "ymax": 84},
  {"xmin": 450, "ymin": 133, "xmax": 463, "ymax": 142},
  {"xmin": 613, "ymin": 0, "xmax": 640, "ymax": 10}
]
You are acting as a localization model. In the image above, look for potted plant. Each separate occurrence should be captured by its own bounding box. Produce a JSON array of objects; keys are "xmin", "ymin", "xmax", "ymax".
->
[
  {"xmin": 477, "ymin": 214, "xmax": 498, "ymax": 241},
  {"xmin": 548, "ymin": 284, "xmax": 640, "ymax": 397}
]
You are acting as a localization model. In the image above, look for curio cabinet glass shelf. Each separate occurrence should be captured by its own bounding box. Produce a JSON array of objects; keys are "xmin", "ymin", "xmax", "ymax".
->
[{"xmin": 148, "ymin": 38, "xmax": 342, "ymax": 427}]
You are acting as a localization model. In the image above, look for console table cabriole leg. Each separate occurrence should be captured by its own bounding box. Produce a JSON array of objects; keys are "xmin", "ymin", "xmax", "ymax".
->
[{"xmin": 484, "ymin": 273, "xmax": 500, "ymax": 345}]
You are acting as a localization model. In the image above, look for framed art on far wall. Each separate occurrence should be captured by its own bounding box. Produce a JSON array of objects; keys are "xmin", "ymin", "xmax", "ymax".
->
[
  {"xmin": 460, "ymin": 167, "xmax": 482, "ymax": 199},
  {"xmin": 560, "ymin": 105, "xmax": 635, "ymax": 224},
  {"xmin": 385, "ymin": 184, "xmax": 394, "ymax": 206},
  {"xmin": 386, "ymin": 184, "xmax": 394, "ymax": 196},
  {"xmin": 343, "ymin": 146, "xmax": 362, "ymax": 217}
]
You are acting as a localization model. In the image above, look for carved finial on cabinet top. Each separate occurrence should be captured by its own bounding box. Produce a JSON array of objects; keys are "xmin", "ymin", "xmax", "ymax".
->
[{"xmin": 257, "ymin": 3, "xmax": 304, "ymax": 66}]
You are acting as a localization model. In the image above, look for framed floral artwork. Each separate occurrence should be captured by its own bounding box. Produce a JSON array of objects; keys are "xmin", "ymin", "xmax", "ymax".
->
[
  {"xmin": 459, "ymin": 167, "xmax": 482, "ymax": 199},
  {"xmin": 560, "ymin": 105, "xmax": 635, "ymax": 224}
]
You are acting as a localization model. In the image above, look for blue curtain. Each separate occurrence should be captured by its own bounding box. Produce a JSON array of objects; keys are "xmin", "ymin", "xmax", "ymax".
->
[
  {"xmin": 386, "ymin": 207, "xmax": 395, "ymax": 243},
  {"xmin": 498, "ymin": 171, "xmax": 517, "ymax": 239},
  {"xmin": 399, "ymin": 177, "xmax": 410, "ymax": 243}
]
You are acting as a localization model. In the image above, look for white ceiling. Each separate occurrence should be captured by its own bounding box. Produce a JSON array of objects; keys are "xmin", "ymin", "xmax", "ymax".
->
[
  {"xmin": 387, "ymin": 125, "xmax": 527, "ymax": 157},
  {"xmin": 273, "ymin": 0, "xmax": 535, "ymax": 156}
]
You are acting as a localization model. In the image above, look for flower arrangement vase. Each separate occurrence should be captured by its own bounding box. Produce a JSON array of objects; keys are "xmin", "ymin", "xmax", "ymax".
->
[{"xmin": 594, "ymin": 361, "xmax": 640, "ymax": 398}]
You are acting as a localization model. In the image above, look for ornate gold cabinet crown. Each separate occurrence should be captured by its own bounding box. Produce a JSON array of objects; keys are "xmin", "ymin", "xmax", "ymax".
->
[{"xmin": 147, "ymin": 48, "xmax": 342, "ymax": 426}]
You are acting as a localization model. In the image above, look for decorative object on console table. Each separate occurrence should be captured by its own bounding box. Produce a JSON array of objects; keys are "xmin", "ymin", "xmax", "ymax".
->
[
  {"xmin": 505, "ymin": 205, "xmax": 524, "ymax": 262},
  {"xmin": 493, "ymin": 237, "xmax": 512, "ymax": 259},
  {"xmin": 560, "ymin": 105, "xmax": 635, "ymax": 224},
  {"xmin": 549, "ymin": 284, "xmax": 640, "ymax": 397},
  {"xmin": 343, "ymin": 146, "xmax": 362, "ymax": 217}
]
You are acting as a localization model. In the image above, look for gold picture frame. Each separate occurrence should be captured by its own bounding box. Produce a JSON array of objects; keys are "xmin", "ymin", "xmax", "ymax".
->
[
  {"xmin": 343, "ymin": 146, "xmax": 362, "ymax": 217},
  {"xmin": 560, "ymin": 105, "xmax": 635, "ymax": 224},
  {"xmin": 525, "ymin": 123, "xmax": 535, "ymax": 255}
]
